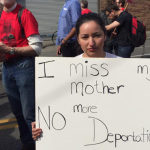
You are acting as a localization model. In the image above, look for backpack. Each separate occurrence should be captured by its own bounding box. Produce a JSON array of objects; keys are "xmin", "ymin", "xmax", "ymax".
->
[
  {"xmin": 131, "ymin": 16, "xmax": 146, "ymax": 47},
  {"xmin": 0, "ymin": 6, "xmax": 25, "ymax": 37}
]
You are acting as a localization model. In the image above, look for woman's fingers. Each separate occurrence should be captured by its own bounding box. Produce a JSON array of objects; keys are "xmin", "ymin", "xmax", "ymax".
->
[
  {"xmin": 32, "ymin": 128, "xmax": 42, "ymax": 140},
  {"xmin": 31, "ymin": 122, "xmax": 42, "ymax": 140}
]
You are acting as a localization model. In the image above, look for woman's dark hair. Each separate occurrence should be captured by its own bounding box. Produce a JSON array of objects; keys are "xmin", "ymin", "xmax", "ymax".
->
[
  {"xmin": 76, "ymin": 13, "xmax": 106, "ymax": 37},
  {"xmin": 75, "ymin": 13, "xmax": 106, "ymax": 55}
]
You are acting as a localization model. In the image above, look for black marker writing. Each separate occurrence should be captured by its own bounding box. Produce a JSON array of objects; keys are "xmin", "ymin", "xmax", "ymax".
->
[
  {"xmin": 71, "ymin": 80, "xmax": 125, "ymax": 96},
  {"xmin": 137, "ymin": 65, "xmax": 150, "ymax": 81},
  {"xmin": 38, "ymin": 60, "xmax": 55, "ymax": 78},
  {"xmin": 70, "ymin": 61, "xmax": 109, "ymax": 78},
  {"xmin": 83, "ymin": 117, "xmax": 150, "ymax": 147},
  {"xmin": 38, "ymin": 106, "xmax": 66, "ymax": 131},
  {"xmin": 73, "ymin": 104, "xmax": 98, "ymax": 113},
  {"xmin": 85, "ymin": 116, "xmax": 108, "ymax": 146}
]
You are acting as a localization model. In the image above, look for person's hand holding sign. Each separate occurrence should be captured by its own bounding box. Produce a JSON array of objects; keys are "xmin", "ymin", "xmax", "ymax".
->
[{"xmin": 32, "ymin": 122, "xmax": 43, "ymax": 140}]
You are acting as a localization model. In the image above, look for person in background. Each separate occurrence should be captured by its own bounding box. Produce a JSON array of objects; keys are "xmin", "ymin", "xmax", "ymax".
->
[
  {"xmin": 105, "ymin": 4, "xmax": 134, "ymax": 58},
  {"xmin": 0, "ymin": 0, "xmax": 42, "ymax": 149},
  {"xmin": 80, "ymin": 0, "xmax": 91, "ymax": 15},
  {"xmin": 99, "ymin": 6, "xmax": 117, "ymax": 54},
  {"xmin": 56, "ymin": 0, "xmax": 81, "ymax": 57},
  {"xmin": 115, "ymin": 0, "xmax": 125, "ymax": 11}
]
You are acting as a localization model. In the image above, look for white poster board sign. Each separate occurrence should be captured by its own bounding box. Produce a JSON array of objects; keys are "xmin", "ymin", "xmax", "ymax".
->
[{"xmin": 35, "ymin": 57, "xmax": 150, "ymax": 150}]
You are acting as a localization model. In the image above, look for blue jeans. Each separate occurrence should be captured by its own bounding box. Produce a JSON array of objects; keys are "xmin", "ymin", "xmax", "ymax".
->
[
  {"xmin": 116, "ymin": 45, "xmax": 134, "ymax": 58},
  {"xmin": 2, "ymin": 57, "xmax": 35, "ymax": 144}
]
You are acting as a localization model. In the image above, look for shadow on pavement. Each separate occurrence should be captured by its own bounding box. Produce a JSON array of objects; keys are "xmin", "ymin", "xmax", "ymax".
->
[
  {"xmin": 0, "ymin": 92, "xmax": 7, "ymax": 99},
  {"xmin": 0, "ymin": 128, "xmax": 21, "ymax": 150},
  {"xmin": 0, "ymin": 86, "xmax": 21, "ymax": 150},
  {"xmin": 0, "ymin": 101, "xmax": 12, "ymax": 118}
]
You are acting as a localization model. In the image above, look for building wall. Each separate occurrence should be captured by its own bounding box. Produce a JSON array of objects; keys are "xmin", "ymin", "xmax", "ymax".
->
[
  {"xmin": 127, "ymin": 0, "xmax": 150, "ymax": 31},
  {"xmin": 100, "ymin": 0, "xmax": 150, "ymax": 30},
  {"xmin": 22, "ymin": 0, "xmax": 98, "ymax": 35}
]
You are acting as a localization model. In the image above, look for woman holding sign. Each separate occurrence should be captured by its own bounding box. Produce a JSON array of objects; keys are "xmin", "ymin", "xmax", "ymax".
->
[{"xmin": 32, "ymin": 13, "xmax": 118, "ymax": 141}]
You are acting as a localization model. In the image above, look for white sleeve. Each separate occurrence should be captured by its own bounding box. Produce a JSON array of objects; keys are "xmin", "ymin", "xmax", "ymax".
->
[{"xmin": 27, "ymin": 34, "xmax": 43, "ymax": 56}]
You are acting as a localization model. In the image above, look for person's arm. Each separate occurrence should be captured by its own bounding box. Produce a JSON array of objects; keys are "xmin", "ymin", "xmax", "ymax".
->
[
  {"xmin": 105, "ymin": 21, "xmax": 120, "ymax": 31},
  {"xmin": 61, "ymin": 27, "xmax": 76, "ymax": 44},
  {"xmin": 14, "ymin": 34, "xmax": 42, "ymax": 56},
  {"xmin": 0, "ymin": 34, "xmax": 42, "ymax": 57},
  {"xmin": 0, "ymin": 42, "xmax": 36, "ymax": 56},
  {"xmin": 57, "ymin": 28, "xmax": 76, "ymax": 55},
  {"xmin": 62, "ymin": 1, "xmax": 81, "ymax": 44},
  {"xmin": 13, "ymin": 46, "xmax": 38, "ymax": 56},
  {"xmin": 27, "ymin": 34, "xmax": 43, "ymax": 56}
]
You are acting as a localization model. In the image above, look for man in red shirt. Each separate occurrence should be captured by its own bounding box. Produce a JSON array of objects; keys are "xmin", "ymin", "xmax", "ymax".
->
[
  {"xmin": 0, "ymin": 0, "xmax": 42, "ymax": 149},
  {"xmin": 81, "ymin": 0, "xmax": 92, "ymax": 15}
]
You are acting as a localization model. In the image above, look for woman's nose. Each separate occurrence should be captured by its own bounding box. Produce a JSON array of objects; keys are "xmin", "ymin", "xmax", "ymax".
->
[{"xmin": 89, "ymin": 37, "xmax": 95, "ymax": 46}]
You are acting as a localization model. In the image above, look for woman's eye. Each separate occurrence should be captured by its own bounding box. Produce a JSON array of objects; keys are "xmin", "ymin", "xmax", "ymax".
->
[
  {"xmin": 81, "ymin": 36, "xmax": 88, "ymax": 39},
  {"xmin": 94, "ymin": 34, "xmax": 101, "ymax": 37}
]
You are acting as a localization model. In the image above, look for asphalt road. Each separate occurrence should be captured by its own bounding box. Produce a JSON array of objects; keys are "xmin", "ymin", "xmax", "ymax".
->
[{"xmin": 0, "ymin": 33, "xmax": 150, "ymax": 150}]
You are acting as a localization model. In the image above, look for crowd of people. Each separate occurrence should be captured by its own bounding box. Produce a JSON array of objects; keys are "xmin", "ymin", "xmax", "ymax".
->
[
  {"xmin": 0, "ymin": 0, "xmax": 143, "ymax": 150},
  {"xmin": 56, "ymin": 0, "xmax": 135, "ymax": 58}
]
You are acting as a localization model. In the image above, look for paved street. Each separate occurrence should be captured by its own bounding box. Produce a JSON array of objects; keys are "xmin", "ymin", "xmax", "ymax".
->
[{"xmin": 0, "ymin": 32, "xmax": 150, "ymax": 150}]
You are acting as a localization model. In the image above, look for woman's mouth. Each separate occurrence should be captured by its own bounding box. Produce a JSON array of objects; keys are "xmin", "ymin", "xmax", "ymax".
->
[{"xmin": 88, "ymin": 48, "xmax": 96, "ymax": 52}]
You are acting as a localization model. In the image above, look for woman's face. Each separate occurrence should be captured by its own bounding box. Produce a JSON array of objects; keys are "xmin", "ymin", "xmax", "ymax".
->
[{"xmin": 77, "ymin": 20, "xmax": 106, "ymax": 58}]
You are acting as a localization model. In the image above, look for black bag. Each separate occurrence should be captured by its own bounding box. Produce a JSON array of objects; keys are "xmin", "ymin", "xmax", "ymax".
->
[{"xmin": 131, "ymin": 16, "xmax": 146, "ymax": 47}]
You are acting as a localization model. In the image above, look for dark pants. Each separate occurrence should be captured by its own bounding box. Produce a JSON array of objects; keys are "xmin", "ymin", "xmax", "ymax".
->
[
  {"xmin": 2, "ymin": 57, "xmax": 35, "ymax": 146},
  {"xmin": 116, "ymin": 45, "xmax": 135, "ymax": 58},
  {"xmin": 104, "ymin": 38, "xmax": 117, "ymax": 54},
  {"xmin": 61, "ymin": 41, "xmax": 82, "ymax": 57}
]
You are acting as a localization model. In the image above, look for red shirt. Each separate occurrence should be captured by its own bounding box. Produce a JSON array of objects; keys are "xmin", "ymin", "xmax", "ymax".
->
[
  {"xmin": 81, "ymin": 8, "xmax": 92, "ymax": 15},
  {"xmin": 0, "ymin": 4, "xmax": 39, "ymax": 59}
]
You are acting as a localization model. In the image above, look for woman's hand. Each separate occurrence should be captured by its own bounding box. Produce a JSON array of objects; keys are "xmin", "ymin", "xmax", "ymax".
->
[{"xmin": 31, "ymin": 122, "xmax": 43, "ymax": 140}]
